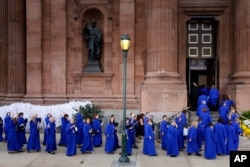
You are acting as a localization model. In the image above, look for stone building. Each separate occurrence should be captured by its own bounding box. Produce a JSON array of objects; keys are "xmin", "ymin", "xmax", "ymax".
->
[{"xmin": 0, "ymin": 0, "xmax": 250, "ymax": 113}]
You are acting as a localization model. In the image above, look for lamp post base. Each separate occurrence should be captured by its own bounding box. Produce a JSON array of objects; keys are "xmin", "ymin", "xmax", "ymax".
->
[{"xmin": 111, "ymin": 160, "xmax": 137, "ymax": 167}]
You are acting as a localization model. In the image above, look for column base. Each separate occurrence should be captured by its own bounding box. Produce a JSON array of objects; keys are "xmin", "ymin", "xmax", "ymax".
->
[
  {"xmin": 5, "ymin": 93, "xmax": 25, "ymax": 102},
  {"xmin": 23, "ymin": 94, "xmax": 44, "ymax": 104},
  {"xmin": 225, "ymin": 84, "xmax": 250, "ymax": 112},
  {"xmin": 141, "ymin": 84, "xmax": 187, "ymax": 113},
  {"xmin": 229, "ymin": 72, "xmax": 250, "ymax": 84}
]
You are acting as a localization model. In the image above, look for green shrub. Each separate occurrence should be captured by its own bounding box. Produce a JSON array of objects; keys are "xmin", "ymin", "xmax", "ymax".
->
[
  {"xmin": 73, "ymin": 104, "xmax": 104, "ymax": 121},
  {"xmin": 241, "ymin": 110, "xmax": 250, "ymax": 120}
]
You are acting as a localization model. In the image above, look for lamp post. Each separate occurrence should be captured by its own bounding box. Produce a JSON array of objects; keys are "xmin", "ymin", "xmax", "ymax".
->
[{"xmin": 118, "ymin": 34, "xmax": 131, "ymax": 164}]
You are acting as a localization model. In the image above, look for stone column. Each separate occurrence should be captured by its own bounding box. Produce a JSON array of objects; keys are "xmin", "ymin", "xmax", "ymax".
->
[
  {"xmin": 141, "ymin": 0, "xmax": 187, "ymax": 113},
  {"xmin": 226, "ymin": 0, "xmax": 250, "ymax": 112},
  {"xmin": 24, "ymin": 0, "xmax": 43, "ymax": 103},
  {"xmin": 6, "ymin": 0, "xmax": 26, "ymax": 100},
  {"xmin": 0, "ymin": 0, "xmax": 8, "ymax": 101}
]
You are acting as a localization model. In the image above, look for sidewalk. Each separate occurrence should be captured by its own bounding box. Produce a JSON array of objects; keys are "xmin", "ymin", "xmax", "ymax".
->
[{"xmin": 0, "ymin": 134, "xmax": 229, "ymax": 167}]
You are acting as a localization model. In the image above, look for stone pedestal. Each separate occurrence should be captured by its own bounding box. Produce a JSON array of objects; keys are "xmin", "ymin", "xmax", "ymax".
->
[{"xmin": 84, "ymin": 60, "xmax": 102, "ymax": 73}]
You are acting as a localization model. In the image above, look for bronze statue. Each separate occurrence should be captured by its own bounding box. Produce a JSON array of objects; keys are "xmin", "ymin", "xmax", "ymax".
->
[{"xmin": 83, "ymin": 20, "xmax": 102, "ymax": 62}]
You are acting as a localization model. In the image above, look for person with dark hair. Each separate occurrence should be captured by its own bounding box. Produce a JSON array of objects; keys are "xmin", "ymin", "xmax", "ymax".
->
[
  {"xmin": 175, "ymin": 114, "xmax": 185, "ymax": 151},
  {"xmin": 136, "ymin": 114, "xmax": 144, "ymax": 138},
  {"xmin": 166, "ymin": 120, "xmax": 179, "ymax": 157},
  {"xmin": 92, "ymin": 114, "xmax": 102, "ymax": 147},
  {"xmin": 143, "ymin": 119, "xmax": 157, "ymax": 156},
  {"xmin": 125, "ymin": 117, "xmax": 132, "ymax": 156},
  {"xmin": 0, "ymin": 117, "xmax": 3, "ymax": 142},
  {"xmin": 187, "ymin": 121, "xmax": 201, "ymax": 156},
  {"xmin": 81, "ymin": 118, "xmax": 93, "ymax": 154},
  {"xmin": 225, "ymin": 120, "xmax": 235, "ymax": 154},
  {"xmin": 208, "ymin": 84, "xmax": 220, "ymax": 110},
  {"xmin": 198, "ymin": 86, "xmax": 209, "ymax": 106},
  {"xmin": 160, "ymin": 115, "xmax": 168, "ymax": 150},
  {"xmin": 213, "ymin": 118, "xmax": 227, "ymax": 155},
  {"xmin": 129, "ymin": 113, "xmax": 139, "ymax": 149},
  {"xmin": 76, "ymin": 109, "xmax": 84, "ymax": 147},
  {"xmin": 199, "ymin": 107, "xmax": 212, "ymax": 129},
  {"xmin": 4, "ymin": 112, "xmax": 11, "ymax": 142},
  {"xmin": 196, "ymin": 117, "xmax": 204, "ymax": 151},
  {"xmin": 17, "ymin": 112, "xmax": 27, "ymax": 146},
  {"xmin": 27, "ymin": 114, "xmax": 41, "ymax": 152},
  {"xmin": 219, "ymin": 102, "xmax": 229, "ymax": 125},
  {"xmin": 105, "ymin": 115, "xmax": 115, "ymax": 154},
  {"xmin": 59, "ymin": 113, "xmax": 69, "ymax": 147},
  {"xmin": 112, "ymin": 115, "xmax": 121, "ymax": 150},
  {"xmin": 204, "ymin": 123, "xmax": 216, "ymax": 159},
  {"xmin": 43, "ymin": 113, "xmax": 52, "ymax": 146},
  {"xmin": 231, "ymin": 119, "xmax": 242, "ymax": 151},
  {"xmin": 66, "ymin": 118, "xmax": 77, "ymax": 156},
  {"xmin": 196, "ymin": 100, "xmax": 210, "ymax": 117}
]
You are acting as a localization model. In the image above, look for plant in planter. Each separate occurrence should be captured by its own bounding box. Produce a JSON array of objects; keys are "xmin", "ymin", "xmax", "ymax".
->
[{"xmin": 73, "ymin": 104, "xmax": 104, "ymax": 121}]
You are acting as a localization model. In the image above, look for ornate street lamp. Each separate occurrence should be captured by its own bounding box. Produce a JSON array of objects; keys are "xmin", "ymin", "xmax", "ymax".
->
[{"xmin": 118, "ymin": 34, "xmax": 131, "ymax": 164}]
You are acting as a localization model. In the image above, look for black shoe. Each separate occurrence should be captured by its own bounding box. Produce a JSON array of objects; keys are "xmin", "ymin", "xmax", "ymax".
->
[
  {"xmin": 170, "ymin": 155, "xmax": 177, "ymax": 157},
  {"xmin": 117, "ymin": 146, "xmax": 121, "ymax": 148},
  {"xmin": 188, "ymin": 153, "xmax": 192, "ymax": 156},
  {"xmin": 133, "ymin": 146, "xmax": 139, "ymax": 149},
  {"xmin": 49, "ymin": 151, "xmax": 55, "ymax": 154},
  {"xmin": 127, "ymin": 153, "xmax": 131, "ymax": 156},
  {"xmin": 199, "ymin": 149, "xmax": 203, "ymax": 151},
  {"xmin": 196, "ymin": 153, "xmax": 202, "ymax": 156}
]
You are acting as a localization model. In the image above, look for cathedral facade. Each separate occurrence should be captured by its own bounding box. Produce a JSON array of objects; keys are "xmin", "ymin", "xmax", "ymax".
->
[{"xmin": 1, "ymin": 0, "xmax": 250, "ymax": 113}]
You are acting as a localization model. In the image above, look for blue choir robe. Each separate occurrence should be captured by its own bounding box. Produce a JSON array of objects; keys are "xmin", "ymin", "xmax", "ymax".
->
[
  {"xmin": 17, "ymin": 117, "xmax": 27, "ymax": 145},
  {"xmin": 222, "ymin": 99, "xmax": 234, "ymax": 110},
  {"xmin": 27, "ymin": 120, "xmax": 41, "ymax": 151},
  {"xmin": 0, "ymin": 118, "xmax": 3, "ymax": 142},
  {"xmin": 81, "ymin": 123, "xmax": 93, "ymax": 153},
  {"xmin": 45, "ymin": 122, "xmax": 57, "ymax": 153},
  {"xmin": 76, "ymin": 113, "xmax": 84, "ymax": 145},
  {"xmin": 113, "ymin": 122, "xmax": 119, "ymax": 150},
  {"xmin": 166, "ymin": 124, "xmax": 179, "ymax": 156},
  {"xmin": 232, "ymin": 122, "xmax": 242, "ymax": 151},
  {"xmin": 104, "ymin": 122, "xmax": 115, "ymax": 153},
  {"xmin": 180, "ymin": 113, "xmax": 187, "ymax": 127},
  {"xmin": 43, "ymin": 116, "xmax": 50, "ymax": 145},
  {"xmin": 7, "ymin": 120, "xmax": 22, "ymax": 152},
  {"xmin": 196, "ymin": 103, "xmax": 210, "ymax": 117},
  {"xmin": 143, "ymin": 124, "xmax": 157, "ymax": 156},
  {"xmin": 187, "ymin": 126, "xmax": 199, "ymax": 154},
  {"xmin": 196, "ymin": 122, "xmax": 204, "ymax": 149},
  {"xmin": 4, "ymin": 115, "xmax": 11, "ymax": 141},
  {"xmin": 66, "ymin": 123, "xmax": 77, "ymax": 156},
  {"xmin": 204, "ymin": 127, "xmax": 216, "ymax": 159},
  {"xmin": 59, "ymin": 117, "xmax": 69, "ymax": 146},
  {"xmin": 225, "ymin": 124, "xmax": 235, "ymax": 154},
  {"xmin": 219, "ymin": 105, "xmax": 229, "ymax": 125},
  {"xmin": 125, "ymin": 128, "xmax": 132, "ymax": 155},
  {"xmin": 175, "ymin": 118, "xmax": 184, "ymax": 150},
  {"xmin": 198, "ymin": 95, "xmax": 208, "ymax": 106},
  {"xmin": 214, "ymin": 122, "xmax": 226, "ymax": 155},
  {"xmin": 160, "ymin": 120, "xmax": 168, "ymax": 150},
  {"xmin": 92, "ymin": 118, "xmax": 102, "ymax": 147},
  {"xmin": 129, "ymin": 118, "xmax": 137, "ymax": 147},
  {"xmin": 199, "ymin": 112, "xmax": 212, "ymax": 129},
  {"xmin": 230, "ymin": 113, "xmax": 239, "ymax": 123},
  {"xmin": 209, "ymin": 87, "xmax": 219, "ymax": 107}
]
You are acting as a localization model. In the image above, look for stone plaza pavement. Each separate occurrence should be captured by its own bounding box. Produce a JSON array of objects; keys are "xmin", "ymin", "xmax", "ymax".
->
[{"xmin": 0, "ymin": 134, "xmax": 231, "ymax": 167}]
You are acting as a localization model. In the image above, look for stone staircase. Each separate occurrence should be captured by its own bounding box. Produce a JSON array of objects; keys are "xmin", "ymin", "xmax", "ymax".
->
[{"xmin": 188, "ymin": 110, "xmax": 250, "ymax": 151}]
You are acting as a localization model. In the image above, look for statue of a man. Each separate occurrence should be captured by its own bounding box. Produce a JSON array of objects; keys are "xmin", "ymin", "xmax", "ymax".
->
[{"xmin": 83, "ymin": 20, "xmax": 102, "ymax": 62}]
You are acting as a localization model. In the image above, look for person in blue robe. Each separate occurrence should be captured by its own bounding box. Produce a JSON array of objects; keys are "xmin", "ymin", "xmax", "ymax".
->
[
  {"xmin": 0, "ymin": 117, "xmax": 3, "ymax": 142},
  {"xmin": 166, "ymin": 121, "xmax": 179, "ymax": 157},
  {"xmin": 129, "ymin": 113, "xmax": 139, "ymax": 149},
  {"xmin": 196, "ymin": 101, "xmax": 210, "ymax": 117},
  {"xmin": 92, "ymin": 114, "xmax": 102, "ymax": 147},
  {"xmin": 228, "ymin": 106, "xmax": 239, "ymax": 123},
  {"xmin": 27, "ymin": 114, "xmax": 41, "ymax": 152},
  {"xmin": 204, "ymin": 123, "xmax": 216, "ymax": 159},
  {"xmin": 105, "ymin": 115, "xmax": 115, "ymax": 154},
  {"xmin": 113, "ymin": 115, "xmax": 120, "ymax": 150},
  {"xmin": 7, "ymin": 117, "xmax": 23, "ymax": 153},
  {"xmin": 17, "ymin": 112, "xmax": 27, "ymax": 145},
  {"xmin": 66, "ymin": 118, "xmax": 77, "ymax": 156},
  {"xmin": 196, "ymin": 118, "xmax": 204, "ymax": 151},
  {"xmin": 143, "ymin": 119, "xmax": 157, "ymax": 156},
  {"xmin": 199, "ymin": 107, "xmax": 212, "ymax": 129},
  {"xmin": 125, "ymin": 117, "xmax": 132, "ymax": 156},
  {"xmin": 221, "ymin": 94, "xmax": 235, "ymax": 110},
  {"xmin": 197, "ymin": 92, "xmax": 209, "ymax": 106},
  {"xmin": 81, "ymin": 118, "xmax": 93, "ymax": 154},
  {"xmin": 43, "ymin": 113, "xmax": 52, "ymax": 145},
  {"xmin": 160, "ymin": 115, "xmax": 168, "ymax": 150},
  {"xmin": 208, "ymin": 85, "xmax": 219, "ymax": 110},
  {"xmin": 59, "ymin": 114, "xmax": 69, "ymax": 146},
  {"xmin": 213, "ymin": 118, "xmax": 227, "ymax": 155},
  {"xmin": 187, "ymin": 121, "xmax": 201, "ymax": 156},
  {"xmin": 219, "ymin": 102, "xmax": 229, "ymax": 125},
  {"xmin": 4, "ymin": 112, "xmax": 11, "ymax": 142},
  {"xmin": 76, "ymin": 111, "xmax": 84, "ymax": 147},
  {"xmin": 232, "ymin": 120, "xmax": 242, "ymax": 151},
  {"xmin": 199, "ymin": 85, "xmax": 209, "ymax": 96},
  {"xmin": 175, "ymin": 115, "xmax": 185, "ymax": 150},
  {"xmin": 45, "ymin": 117, "xmax": 57, "ymax": 154},
  {"xmin": 225, "ymin": 120, "xmax": 235, "ymax": 154}
]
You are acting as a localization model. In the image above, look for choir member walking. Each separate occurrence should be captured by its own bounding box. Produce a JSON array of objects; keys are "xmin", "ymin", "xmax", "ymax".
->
[
  {"xmin": 105, "ymin": 115, "xmax": 115, "ymax": 154},
  {"xmin": 160, "ymin": 115, "xmax": 168, "ymax": 150},
  {"xmin": 27, "ymin": 114, "xmax": 41, "ymax": 152},
  {"xmin": 143, "ymin": 119, "xmax": 157, "ymax": 156},
  {"xmin": 59, "ymin": 113, "xmax": 69, "ymax": 147},
  {"xmin": 167, "ymin": 120, "xmax": 179, "ymax": 157},
  {"xmin": 17, "ymin": 112, "xmax": 27, "ymax": 145},
  {"xmin": 125, "ymin": 117, "xmax": 132, "ymax": 156},
  {"xmin": 187, "ymin": 121, "xmax": 201, "ymax": 156},
  {"xmin": 92, "ymin": 114, "xmax": 102, "ymax": 147},
  {"xmin": 4, "ymin": 112, "xmax": 11, "ymax": 142},
  {"xmin": 66, "ymin": 118, "xmax": 77, "ymax": 156},
  {"xmin": 45, "ymin": 117, "xmax": 57, "ymax": 154},
  {"xmin": 214, "ymin": 118, "xmax": 227, "ymax": 155},
  {"xmin": 81, "ymin": 118, "xmax": 93, "ymax": 154},
  {"xmin": 204, "ymin": 123, "xmax": 216, "ymax": 159},
  {"xmin": 0, "ymin": 117, "xmax": 3, "ymax": 142}
]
